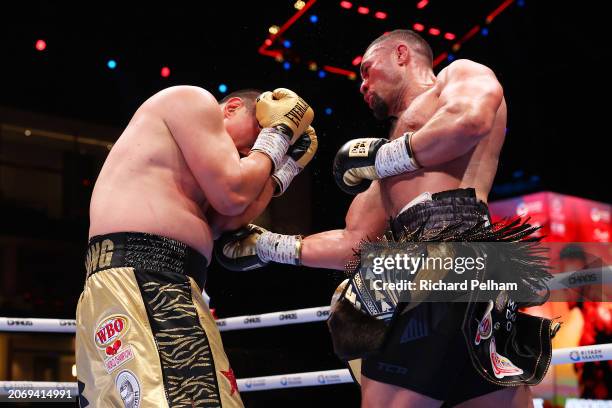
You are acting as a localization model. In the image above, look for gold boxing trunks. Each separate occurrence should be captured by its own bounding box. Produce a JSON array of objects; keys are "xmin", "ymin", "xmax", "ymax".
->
[{"xmin": 76, "ymin": 232, "xmax": 243, "ymax": 408}]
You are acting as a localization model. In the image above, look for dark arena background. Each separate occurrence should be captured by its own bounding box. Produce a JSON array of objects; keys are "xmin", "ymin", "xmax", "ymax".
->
[{"xmin": 0, "ymin": 1, "xmax": 609, "ymax": 407}]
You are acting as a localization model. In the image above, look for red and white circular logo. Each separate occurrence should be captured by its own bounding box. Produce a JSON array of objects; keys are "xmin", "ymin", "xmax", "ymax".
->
[{"xmin": 94, "ymin": 315, "xmax": 130, "ymax": 350}]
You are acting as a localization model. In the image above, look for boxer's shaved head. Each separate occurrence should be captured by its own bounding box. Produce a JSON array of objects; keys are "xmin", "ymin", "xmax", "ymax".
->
[{"xmin": 366, "ymin": 29, "xmax": 433, "ymax": 66}]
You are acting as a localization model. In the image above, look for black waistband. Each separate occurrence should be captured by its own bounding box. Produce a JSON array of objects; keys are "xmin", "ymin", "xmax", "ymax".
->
[
  {"xmin": 391, "ymin": 188, "xmax": 490, "ymax": 238},
  {"xmin": 85, "ymin": 232, "xmax": 208, "ymax": 289}
]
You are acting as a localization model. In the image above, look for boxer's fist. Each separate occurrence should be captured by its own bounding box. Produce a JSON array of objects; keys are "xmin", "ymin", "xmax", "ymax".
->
[
  {"xmin": 272, "ymin": 126, "xmax": 318, "ymax": 196},
  {"xmin": 333, "ymin": 138, "xmax": 388, "ymax": 195},
  {"xmin": 215, "ymin": 224, "xmax": 268, "ymax": 271},
  {"xmin": 256, "ymin": 88, "xmax": 314, "ymax": 143},
  {"xmin": 333, "ymin": 134, "xmax": 421, "ymax": 195}
]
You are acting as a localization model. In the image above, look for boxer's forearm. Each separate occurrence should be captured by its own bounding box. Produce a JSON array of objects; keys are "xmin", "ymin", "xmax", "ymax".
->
[
  {"xmin": 221, "ymin": 151, "xmax": 273, "ymax": 215},
  {"xmin": 209, "ymin": 179, "xmax": 275, "ymax": 237},
  {"xmin": 301, "ymin": 229, "xmax": 364, "ymax": 270},
  {"xmin": 409, "ymin": 106, "xmax": 490, "ymax": 167}
]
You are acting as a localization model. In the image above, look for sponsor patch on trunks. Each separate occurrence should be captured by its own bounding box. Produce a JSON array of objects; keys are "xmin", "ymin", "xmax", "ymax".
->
[
  {"xmin": 94, "ymin": 314, "xmax": 130, "ymax": 349},
  {"xmin": 115, "ymin": 370, "xmax": 141, "ymax": 408},
  {"xmin": 104, "ymin": 343, "xmax": 135, "ymax": 374},
  {"xmin": 489, "ymin": 337, "xmax": 524, "ymax": 378},
  {"xmin": 475, "ymin": 300, "xmax": 494, "ymax": 346}
]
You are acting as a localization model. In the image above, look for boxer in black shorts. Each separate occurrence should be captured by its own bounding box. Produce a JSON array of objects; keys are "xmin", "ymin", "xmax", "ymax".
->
[{"xmin": 216, "ymin": 30, "xmax": 557, "ymax": 406}]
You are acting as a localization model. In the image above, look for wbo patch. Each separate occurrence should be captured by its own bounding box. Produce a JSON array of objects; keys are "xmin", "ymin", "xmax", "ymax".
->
[
  {"xmin": 489, "ymin": 337, "xmax": 524, "ymax": 379},
  {"xmin": 475, "ymin": 300, "xmax": 494, "ymax": 346},
  {"xmin": 94, "ymin": 314, "xmax": 130, "ymax": 350}
]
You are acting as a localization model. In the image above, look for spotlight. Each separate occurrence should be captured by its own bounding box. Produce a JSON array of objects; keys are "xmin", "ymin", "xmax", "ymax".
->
[
  {"xmin": 218, "ymin": 84, "xmax": 228, "ymax": 93},
  {"xmin": 161, "ymin": 67, "xmax": 171, "ymax": 78},
  {"xmin": 35, "ymin": 39, "xmax": 46, "ymax": 51},
  {"xmin": 107, "ymin": 60, "xmax": 117, "ymax": 69},
  {"xmin": 374, "ymin": 11, "xmax": 387, "ymax": 20}
]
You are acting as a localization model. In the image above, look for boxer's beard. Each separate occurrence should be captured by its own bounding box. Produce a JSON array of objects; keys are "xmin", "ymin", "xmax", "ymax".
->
[{"xmin": 370, "ymin": 93, "xmax": 389, "ymax": 120}]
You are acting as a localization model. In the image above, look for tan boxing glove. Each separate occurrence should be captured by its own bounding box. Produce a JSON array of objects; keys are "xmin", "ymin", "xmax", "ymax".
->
[
  {"xmin": 251, "ymin": 88, "xmax": 315, "ymax": 170},
  {"xmin": 272, "ymin": 126, "xmax": 318, "ymax": 196}
]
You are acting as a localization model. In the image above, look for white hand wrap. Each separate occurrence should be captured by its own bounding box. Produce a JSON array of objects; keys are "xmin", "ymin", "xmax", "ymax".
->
[
  {"xmin": 375, "ymin": 132, "xmax": 420, "ymax": 177},
  {"xmin": 255, "ymin": 231, "xmax": 302, "ymax": 265},
  {"xmin": 251, "ymin": 127, "xmax": 291, "ymax": 170},
  {"xmin": 272, "ymin": 157, "xmax": 301, "ymax": 196}
]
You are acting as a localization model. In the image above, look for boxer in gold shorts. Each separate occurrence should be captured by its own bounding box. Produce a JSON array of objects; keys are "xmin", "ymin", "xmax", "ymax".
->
[{"xmin": 76, "ymin": 86, "xmax": 316, "ymax": 407}]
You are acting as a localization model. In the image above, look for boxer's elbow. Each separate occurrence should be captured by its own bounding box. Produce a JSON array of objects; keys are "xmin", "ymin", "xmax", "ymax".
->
[
  {"xmin": 212, "ymin": 192, "xmax": 249, "ymax": 216},
  {"xmin": 456, "ymin": 109, "xmax": 494, "ymax": 139},
  {"xmin": 445, "ymin": 102, "xmax": 495, "ymax": 140},
  {"xmin": 445, "ymin": 89, "xmax": 501, "ymax": 139}
]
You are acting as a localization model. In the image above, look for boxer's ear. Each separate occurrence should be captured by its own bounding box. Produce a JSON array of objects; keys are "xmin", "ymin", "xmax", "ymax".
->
[
  {"xmin": 222, "ymin": 97, "xmax": 244, "ymax": 118},
  {"xmin": 396, "ymin": 44, "xmax": 409, "ymax": 66}
]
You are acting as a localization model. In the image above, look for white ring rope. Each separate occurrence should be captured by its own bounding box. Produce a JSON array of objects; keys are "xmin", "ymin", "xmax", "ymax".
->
[
  {"xmin": 1, "ymin": 266, "xmax": 608, "ymax": 334},
  {"xmin": 1, "ymin": 344, "xmax": 612, "ymax": 397},
  {"xmin": 0, "ymin": 306, "xmax": 331, "ymax": 333}
]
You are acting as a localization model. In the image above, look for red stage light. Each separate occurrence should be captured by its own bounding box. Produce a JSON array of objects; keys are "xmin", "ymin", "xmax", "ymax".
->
[
  {"xmin": 413, "ymin": 23, "xmax": 425, "ymax": 32},
  {"xmin": 444, "ymin": 32, "xmax": 456, "ymax": 40},
  {"xmin": 264, "ymin": 39, "xmax": 272, "ymax": 46},
  {"xmin": 340, "ymin": 1, "xmax": 352, "ymax": 9},
  {"xmin": 429, "ymin": 27, "xmax": 441, "ymax": 36},
  {"xmin": 416, "ymin": 0, "xmax": 429, "ymax": 9},
  {"xmin": 357, "ymin": 6, "xmax": 369, "ymax": 14},
  {"xmin": 352, "ymin": 55, "xmax": 362, "ymax": 66},
  {"xmin": 374, "ymin": 11, "xmax": 387, "ymax": 19},
  {"xmin": 161, "ymin": 67, "xmax": 171, "ymax": 78},
  {"xmin": 35, "ymin": 39, "xmax": 46, "ymax": 51}
]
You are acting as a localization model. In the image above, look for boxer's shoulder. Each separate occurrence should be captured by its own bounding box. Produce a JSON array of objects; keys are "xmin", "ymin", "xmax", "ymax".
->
[
  {"xmin": 444, "ymin": 59, "xmax": 493, "ymax": 75},
  {"xmin": 147, "ymin": 86, "xmax": 219, "ymax": 111}
]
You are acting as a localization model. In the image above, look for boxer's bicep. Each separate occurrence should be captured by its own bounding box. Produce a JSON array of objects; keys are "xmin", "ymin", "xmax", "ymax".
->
[
  {"xmin": 301, "ymin": 183, "xmax": 387, "ymax": 270},
  {"xmin": 344, "ymin": 181, "xmax": 387, "ymax": 238},
  {"xmin": 437, "ymin": 60, "xmax": 503, "ymax": 136},
  {"xmin": 408, "ymin": 62, "xmax": 503, "ymax": 166}
]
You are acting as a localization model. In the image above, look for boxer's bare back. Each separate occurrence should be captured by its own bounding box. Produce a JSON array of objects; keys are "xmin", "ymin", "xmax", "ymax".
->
[{"xmin": 90, "ymin": 92, "xmax": 214, "ymax": 257}]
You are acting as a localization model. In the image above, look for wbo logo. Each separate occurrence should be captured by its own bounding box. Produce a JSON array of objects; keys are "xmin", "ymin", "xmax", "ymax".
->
[
  {"xmin": 94, "ymin": 315, "xmax": 129, "ymax": 349},
  {"xmin": 280, "ymin": 377, "xmax": 288, "ymax": 386},
  {"xmin": 570, "ymin": 351, "xmax": 580, "ymax": 362}
]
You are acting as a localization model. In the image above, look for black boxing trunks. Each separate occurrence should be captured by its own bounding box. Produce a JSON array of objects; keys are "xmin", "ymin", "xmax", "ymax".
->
[
  {"xmin": 76, "ymin": 232, "xmax": 243, "ymax": 408},
  {"xmin": 328, "ymin": 188, "xmax": 559, "ymax": 404}
]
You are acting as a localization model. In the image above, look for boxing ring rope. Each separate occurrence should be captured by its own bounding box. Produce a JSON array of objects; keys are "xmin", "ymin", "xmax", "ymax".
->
[
  {"xmin": 0, "ymin": 305, "xmax": 331, "ymax": 334},
  {"xmin": 1, "ymin": 344, "xmax": 611, "ymax": 396},
  {"xmin": 1, "ymin": 267, "xmax": 610, "ymax": 398}
]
